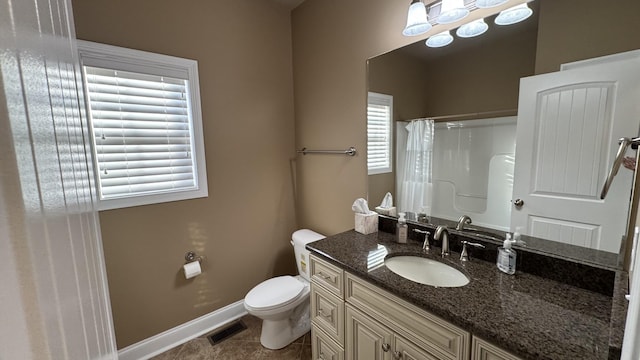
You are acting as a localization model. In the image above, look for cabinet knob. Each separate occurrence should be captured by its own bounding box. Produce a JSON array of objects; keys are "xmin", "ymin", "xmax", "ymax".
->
[
  {"xmin": 392, "ymin": 350, "xmax": 403, "ymax": 359},
  {"xmin": 382, "ymin": 343, "xmax": 391, "ymax": 352}
]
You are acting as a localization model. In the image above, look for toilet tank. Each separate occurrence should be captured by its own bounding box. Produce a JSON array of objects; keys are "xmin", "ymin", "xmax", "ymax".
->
[{"xmin": 291, "ymin": 229, "xmax": 325, "ymax": 282}]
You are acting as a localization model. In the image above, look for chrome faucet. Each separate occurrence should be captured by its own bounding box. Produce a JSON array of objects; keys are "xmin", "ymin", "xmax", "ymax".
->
[
  {"xmin": 434, "ymin": 225, "xmax": 450, "ymax": 256},
  {"xmin": 456, "ymin": 215, "xmax": 472, "ymax": 231}
]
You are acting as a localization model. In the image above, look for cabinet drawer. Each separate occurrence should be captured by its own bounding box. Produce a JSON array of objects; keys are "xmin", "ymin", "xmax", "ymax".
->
[
  {"xmin": 472, "ymin": 337, "xmax": 523, "ymax": 360},
  {"xmin": 311, "ymin": 283, "xmax": 345, "ymax": 345},
  {"xmin": 310, "ymin": 255, "xmax": 344, "ymax": 297},
  {"xmin": 312, "ymin": 324, "xmax": 344, "ymax": 360},
  {"xmin": 345, "ymin": 273, "xmax": 470, "ymax": 360}
]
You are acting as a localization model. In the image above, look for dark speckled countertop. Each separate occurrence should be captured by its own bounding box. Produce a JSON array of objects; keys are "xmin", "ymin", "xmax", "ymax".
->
[{"xmin": 307, "ymin": 230, "xmax": 628, "ymax": 360}]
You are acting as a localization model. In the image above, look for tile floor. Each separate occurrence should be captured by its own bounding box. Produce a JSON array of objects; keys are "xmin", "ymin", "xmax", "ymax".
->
[{"xmin": 150, "ymin": 315, "xmax": 311, "ymax": 360}]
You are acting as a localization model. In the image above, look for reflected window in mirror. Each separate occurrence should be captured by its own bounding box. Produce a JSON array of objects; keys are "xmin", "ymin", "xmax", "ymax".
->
[{"xmin": 367, "ymin": 92, "xmax": 393, "ymax": 175}]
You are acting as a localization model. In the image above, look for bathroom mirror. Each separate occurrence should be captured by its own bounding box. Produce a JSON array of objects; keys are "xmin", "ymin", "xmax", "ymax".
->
[{"xmin": 367, "ymin": 0, "xmax": 640, "ymax": 268}]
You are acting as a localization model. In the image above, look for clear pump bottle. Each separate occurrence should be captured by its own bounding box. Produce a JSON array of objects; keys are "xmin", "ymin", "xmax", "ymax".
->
[
  {"xmin": 497, "ymin": 233, "xmax": 517, "ymax": 274},
  {"xmin": 396, "ymin": 213, "xmax": 408, "ymax": 243}
]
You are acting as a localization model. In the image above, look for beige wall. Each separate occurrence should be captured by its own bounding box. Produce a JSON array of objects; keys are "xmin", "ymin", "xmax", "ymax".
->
[
  {"xmin": 292, "ymin": 0, "xmax": 640, "ymax": 235},
  {"xmin": 72, "ymin": 0, "xmax": 298, "ymax": 348},
  {"xmin": 535, "ymin": 0, "xmax": 640, "ymax": 74}
]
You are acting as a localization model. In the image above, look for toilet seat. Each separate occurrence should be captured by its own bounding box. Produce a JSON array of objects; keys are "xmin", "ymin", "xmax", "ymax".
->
[{"xmin": 245, "ymin": 276, "xmax": 305, "ymax": 312}]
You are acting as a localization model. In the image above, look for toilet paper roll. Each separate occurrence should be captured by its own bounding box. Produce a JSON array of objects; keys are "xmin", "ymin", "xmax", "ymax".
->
[{"xmin": 183, "ymin": 261, "xmax": 201, "ymax": 279}]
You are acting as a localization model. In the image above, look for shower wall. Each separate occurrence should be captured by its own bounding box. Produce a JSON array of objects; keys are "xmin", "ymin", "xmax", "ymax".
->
[{"xmin": 397, "ymin": 116, "xmax": 516, "ymax": 230}]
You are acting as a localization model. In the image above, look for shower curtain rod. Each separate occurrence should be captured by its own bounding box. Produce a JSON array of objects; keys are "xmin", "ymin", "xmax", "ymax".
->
[{"xmin": 399, "ymin": 109, "xmax": 517, "ymax": 123}]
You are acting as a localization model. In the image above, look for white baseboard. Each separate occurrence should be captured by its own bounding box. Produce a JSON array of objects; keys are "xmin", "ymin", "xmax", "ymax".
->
[{"xmin": 117, "ymin": 300, "xmax": 247, "ymax": 360}]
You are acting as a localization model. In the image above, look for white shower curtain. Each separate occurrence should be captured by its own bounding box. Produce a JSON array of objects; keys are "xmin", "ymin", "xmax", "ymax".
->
[{"xmin": 397, "ymin": 119, "xmax": 434, "ymax": 216}]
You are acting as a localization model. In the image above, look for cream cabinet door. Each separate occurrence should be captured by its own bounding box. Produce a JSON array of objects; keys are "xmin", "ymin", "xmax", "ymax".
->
[
  {"xmin": 472, "ymin": 337, "xmax": 523, "ymax": 360},
  {"xmin": 346, "ymin": 305, "xmax": 393, "ymax": 360},
  {"xmin": 394, "ymin": 336, "xmax": 439, "ymax": 360}
]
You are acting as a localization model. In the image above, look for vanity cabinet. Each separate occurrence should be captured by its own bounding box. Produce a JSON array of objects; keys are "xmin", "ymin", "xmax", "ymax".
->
[
  {"xmin": 345, "ymin": 273, "xmax": 469, "ymax": 360},
  {"xmin": 311, "ymin": 324, "xmax": 344, "ymax": 360},
  {"xmin": 310, "ymin": 255, "xmax": 346, "ymax": 360},
  {"xmin": 471, "ymin": 337, "xmax": 523, "ymax": 360},
  {"xmin": 346, "ymin": 304, "xmax": 438, "ymax": 360},
  {"xmin": 309, "ymin": 254, "xmax": 521, "ymax": 360}
]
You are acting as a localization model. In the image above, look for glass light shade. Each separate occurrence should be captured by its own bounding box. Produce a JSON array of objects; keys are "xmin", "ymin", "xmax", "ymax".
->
[
  {"xmin": 456, "ymin": 18, "xmax": 489, "ymax": 38},
  {"xmin": 426, "ymin": 31, "xmax": 454, "ymax": 47},
  {"xmin": 437, "ymin": 0, "xmax": 469, "ymax": 24},
  {"xmin": 403, "ymin": 1, "xmax": 432, "ymax": 36},
  {"xmin": 495, "ymin": 3, "xmax": 533, "ymax": 25},
  {"xmin": 475, "ymin": 0, "xmax": 509, "ymax": 8}
]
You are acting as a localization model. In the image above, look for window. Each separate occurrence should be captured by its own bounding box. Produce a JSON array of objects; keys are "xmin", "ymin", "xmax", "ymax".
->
[
  {"xmin": 367, "ymin": 92, "xmax": 393, "ymax": 175},
  {"xmin": 78, "ymin": 41, "xmax": 207, "ymax": 210}
]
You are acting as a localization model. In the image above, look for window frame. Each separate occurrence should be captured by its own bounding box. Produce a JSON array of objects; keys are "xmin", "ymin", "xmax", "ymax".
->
[
  {"xmin": 77, "ymin": 40, "xmax": 208, "ymax": 210},
  {"xmin": 367, "ymin": 92, "xmax": 394, "ymax": 175}
]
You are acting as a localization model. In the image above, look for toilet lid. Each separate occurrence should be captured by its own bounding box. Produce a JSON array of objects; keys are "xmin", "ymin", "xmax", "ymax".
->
[{"xmin": 245, "ymin": 276, "xmax": 304, "ymax": 311}]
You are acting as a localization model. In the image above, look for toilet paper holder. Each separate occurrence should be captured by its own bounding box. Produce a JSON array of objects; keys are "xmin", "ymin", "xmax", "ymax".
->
[{"xmin": 185, "ymin": 251, "xmax": 203, "ymax": 264}]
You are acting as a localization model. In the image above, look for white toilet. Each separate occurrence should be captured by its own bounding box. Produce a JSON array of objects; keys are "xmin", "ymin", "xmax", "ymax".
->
[{"xmin": 244, "ymin": 229, "xmax": 325, "ymax": 349}]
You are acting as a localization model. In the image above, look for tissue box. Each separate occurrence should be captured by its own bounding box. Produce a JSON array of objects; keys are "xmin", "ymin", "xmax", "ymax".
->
[
  {"xmin": 375, "ymin": 206, "xmax": 397, "ymax": 217},
  {"xmin": 355, "ymin": 212, "xmax": 378, "ymax": 235}
]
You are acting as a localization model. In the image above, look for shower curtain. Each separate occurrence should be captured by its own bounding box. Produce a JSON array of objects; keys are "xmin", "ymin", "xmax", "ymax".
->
[{"xmin": 397, "ymin": 119, "xmax": 434, "ymax": 216}]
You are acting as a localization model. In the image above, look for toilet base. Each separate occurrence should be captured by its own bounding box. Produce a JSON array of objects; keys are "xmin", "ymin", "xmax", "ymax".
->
[{"xmin": 259, "ymin": 301, "xmax": 310, "ymax": 349}]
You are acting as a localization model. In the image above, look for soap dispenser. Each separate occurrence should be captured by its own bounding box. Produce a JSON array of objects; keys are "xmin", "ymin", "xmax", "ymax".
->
[
  {"xmin": 497, "ymin": 233, "xmax": 517, "ymax": 274},
  {"xmin": 396, "ymin": 213, "xmax": 408, "ymax": 243}
]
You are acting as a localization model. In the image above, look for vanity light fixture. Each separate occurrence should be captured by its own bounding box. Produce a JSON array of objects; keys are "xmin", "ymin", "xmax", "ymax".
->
[
  {"xmin": 437, "ymin": 0, "xmax": 470, "ymax": 24},
  {"xmin": 456, "ymin": 18, "xmax": 489, "ymax": 38},
  {"xmin": 401, "ymin": 0, "xmax": 536, "ymax": 47},
  {"xmin": 426, "ymin": 30, "xmax": 454, "ymax": 48},
  {"xmin": 475, "ymin": 0, "xmax": 509, "ymax": 8},
  {"xmin": 403, "ymin": 0, "xmax": 432, "ymax": 36},
  {"xmin": 494, "ymin": 3, "xmax": 533, "ymax": 25}
]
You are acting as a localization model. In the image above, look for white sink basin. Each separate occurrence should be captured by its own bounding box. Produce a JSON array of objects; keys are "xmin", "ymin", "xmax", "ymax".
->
[{"xmin": 384, "ymin": 256, "xmax": 469, "ymax": 287}]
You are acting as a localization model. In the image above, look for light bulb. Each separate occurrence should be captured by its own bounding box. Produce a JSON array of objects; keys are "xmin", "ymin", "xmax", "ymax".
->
[
  {"xmin": 475, "ymin": 0, "xmax": 509, "ymax": 8},
  {"xmin": 495, "ymin": 3, "xmax": 533, "ymax": 26},
  {"xmin": 403, "ymin": 1, "xmax": 432, "ymax": 36},
  {"xmin": 426, "ymin": 31, "xmax": 454, "ymax": 47},
  {"xmin": 437, "ymin": 0, "xmax": 469, "ymax": 24},
  {"xmin": 456, "ymin": 18, "xmax": 489, "ymax": 38}
]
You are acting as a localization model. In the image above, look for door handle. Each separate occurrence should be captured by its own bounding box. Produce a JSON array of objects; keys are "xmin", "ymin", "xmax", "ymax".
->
[
  {"xmin": 512, "ymin": 199, "xmax": 524, "ymax": 208},
  {"xmin": 600, "ymin": 137, "xmax": 633, "ymax": 199}
]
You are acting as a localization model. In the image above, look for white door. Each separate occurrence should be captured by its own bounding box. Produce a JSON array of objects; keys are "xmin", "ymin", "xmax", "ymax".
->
[{"xmin": 511, "ymin": 58, "xmax": 640, "ymax": 253}]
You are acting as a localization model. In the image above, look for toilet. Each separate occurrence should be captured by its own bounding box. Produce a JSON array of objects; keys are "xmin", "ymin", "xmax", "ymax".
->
[{"xmin": 244, "ymin": 229, "xmax": 325, "ymax": 349}]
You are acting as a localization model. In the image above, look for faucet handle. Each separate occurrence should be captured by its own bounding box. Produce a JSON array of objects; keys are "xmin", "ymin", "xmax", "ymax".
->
[
  {"xmin": 460, "ymin": 241, "xmax": 485, "ymax": 262},
  {"xmin": 413, "ymin": 229, "xmax": 431, "ymax": 252}
]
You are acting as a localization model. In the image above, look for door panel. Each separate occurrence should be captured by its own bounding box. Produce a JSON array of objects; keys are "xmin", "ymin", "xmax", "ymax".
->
[{"xmin": 512, "ymin": 57, "xmax": 640, "ymax": 253}]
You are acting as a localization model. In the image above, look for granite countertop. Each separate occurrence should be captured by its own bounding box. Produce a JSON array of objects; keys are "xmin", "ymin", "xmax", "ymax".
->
[{"xmin": 306, "ymin": 230, "xmax": 627, "ymax": 360}]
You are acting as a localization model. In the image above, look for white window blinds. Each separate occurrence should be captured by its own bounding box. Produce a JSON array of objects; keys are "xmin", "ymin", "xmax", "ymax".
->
[
  {"xmin": 86, "ymin": 67, "xmax": 196, "ymax": 199},
  {"xmin": 367, "ymin": 92, "xmax": 393, "ymax": 175},
  {"xmin": 78, "ymin": 40, "xmax": 207, "ymax": 210}
]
